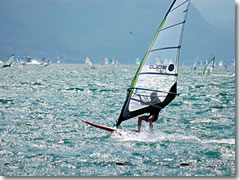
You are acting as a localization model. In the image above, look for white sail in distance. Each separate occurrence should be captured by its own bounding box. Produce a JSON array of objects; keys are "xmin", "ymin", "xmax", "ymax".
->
[
  {"xmin": 2, "ymin": 54, "xmax": 15, "ymax": 68},
  {"xmin": 85, "ymin": 57, "xmax": 95, "ymax": 68}
]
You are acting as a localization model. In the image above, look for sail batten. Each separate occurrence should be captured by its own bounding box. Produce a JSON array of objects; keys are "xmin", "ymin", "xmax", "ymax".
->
[
  {"xmin": 139, "ymin": 72, "xmax": 178, "ymax": 76},
  {"xmin": 160, "ymin": 21, "xmax": 186, "ymax": 32},
  {"xmin": 130, "ymin": 87, "xmax": 180, "ymax": 95},
  {"xmin": 116, "ymin": 0, "xmax": 190, "ymax": 127},
  {"xmin": 171, "ymin": 0, "xmax": 189, "ymax": 12},
  {"xmin": 150, "ymin": 46, "xmax": 181, "ymax": 52}
]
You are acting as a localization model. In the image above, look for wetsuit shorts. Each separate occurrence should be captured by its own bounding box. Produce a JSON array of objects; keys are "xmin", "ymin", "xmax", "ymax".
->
[{"xmin": 143, "ymin": 113, "xmax": 159, "ymax": 122}]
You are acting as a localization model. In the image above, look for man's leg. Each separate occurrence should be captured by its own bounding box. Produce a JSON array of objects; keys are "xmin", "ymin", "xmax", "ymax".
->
[
  {"xmin": 138, "ymin": 116, "xmax": 146, "ymax": 132},
  {"xmin": 148, "ymin": 115, "xmax": 154, "ymax": 129}
]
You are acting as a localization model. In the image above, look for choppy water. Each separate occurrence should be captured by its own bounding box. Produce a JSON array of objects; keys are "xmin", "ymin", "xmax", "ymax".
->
[{"xmin": 0, "ymin": 64, "xmax": 235, "ymax": 176}]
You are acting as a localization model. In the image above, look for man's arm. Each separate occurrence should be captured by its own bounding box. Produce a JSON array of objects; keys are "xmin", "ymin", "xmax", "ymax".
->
[{"xmin": 137, "ymin": 94, "xmax": 149, "ymax": 105}]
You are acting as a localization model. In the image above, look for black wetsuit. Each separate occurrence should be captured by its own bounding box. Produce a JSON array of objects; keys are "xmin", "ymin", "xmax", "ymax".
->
[{"xmin": 144, "ymin": 106, "xmax": 161, "ymax": 122}]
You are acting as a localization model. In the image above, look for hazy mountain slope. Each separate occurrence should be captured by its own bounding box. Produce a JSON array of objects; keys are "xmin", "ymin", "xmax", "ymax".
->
[{"xmin": 0, "ymin": 0, "xmax": 234, "ymax": 64}]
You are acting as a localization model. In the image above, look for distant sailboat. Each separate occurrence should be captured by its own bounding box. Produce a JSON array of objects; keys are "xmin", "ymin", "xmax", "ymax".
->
[
  {"xmin": 19, "ymin": 56, "xmax": 26, "ymax": 65},
  {"xmin": 203, "ymin": 54, "xmax": 215, "ymax": 75},
  {"xmin": 197, "ymin": 60, "xmax": 202, "ymax": 67},
  {"xmin": 56, "ymin": 57, "xmax": 60, "ymax": 64},
  {"xmin": 24, "ymin": 56, "xmax": 41, "ymax": 65},
  {"xmin": 41, "ymin": 57, "xmax": 45, "ymax": 65},
  {"xmin": 136, "ymin": 58, "xmax": 140, "ymax": 65},
  {"xmin": 104, "ymin": 57, "xmax": 109, "ymax": 65},
  {"xmin": 44, "ymin": 58, "xmax": 51, "ymax": 67},
  {"xmin": 231, "ymin": 59, "xmax": 235, "ymax": 66},
  {"xmin": 203, "ymin": 59, "xmax": 208, "ymax": 66},
  {"xmin": 192, "ymin": 56, "xmax": 199, "ymax": 70},
  {"xmin": 218, "ymin": 60, "xmax": 223, "ymax": 67},
  {"xmin": 2, "ymin": 54, "xmax": 15, "ymax": 68},
  {"xmin": 27, "ymin": 57, "xmax": 41, "ymax": 65},
  {"xmin": 116, "ymin": 0, "xmax": 190, "ymax": 127},
  {"xmin": 85, "ymin": 57, "xmax": 95, "ymax": 68},
  {"xmin": 109, "ymin": 58, "xmax": 115, "ymax": 65}
]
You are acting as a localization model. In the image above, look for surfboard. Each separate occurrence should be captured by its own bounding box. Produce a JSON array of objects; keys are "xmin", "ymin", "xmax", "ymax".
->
[
  {"xmin": 80, "ymin": 118, "xmax": 118, "ymax": 132},
  {"xmin": 80, "ymin": 118, "xmax": 139, "ymax": 134}
]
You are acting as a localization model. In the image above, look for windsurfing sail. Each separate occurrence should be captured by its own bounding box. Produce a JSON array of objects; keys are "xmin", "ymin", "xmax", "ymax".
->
[
  {"xmin": 218, "ymin": 60, "xmax": 223, "ymax": 67},
  {"xmin": 203, "ymin": 54, "xmax": 215, "ymax": 75},
  {"xmin": 20, "ymin": 56, "xmax": 25, "ymax": 65},
  {"xmin": 116, "ymin": 0, "xmax": 190, "ymax": 127},
  {"xmin": 203, "ymin": 59, "xmax": 208, "ymax": 66},
  {"xmin": 41, "ymin": 57, "xmax": 45, "ymax": 65},
  {"xmin": 104, "ymin": 57, "xmax": 109, "ymax": 64},
  {"xmin": 136, "ymin": 58, "xmax": 140, "ymax": 65},
  {"xmin": 197, "ymin": 60, "xmax": 202, "ymax": 67},
  {"xmin": 56, "ymin": 57, "xmax": 60, "ymax": 64},
  {"xmin": 231, "ymin": 59, "xmax": 235, "ymax": 66},
  {"xmin": 2, "ymin": 54, "xmax": 15, "ymax": 68},
  {"xmin": 85, "ymin": 57, "xmax": 95, "ymax": 68},
  {"xmin": 109, "ymin": 58, "xmax": 115, "ymax": 64},
  {"xmin": 192, "ymin": 56, "xmax": 199, "ymax": 70},
  {"xmin": 44, "ymin": 58, "xmax": 51, "ymax": 67}
]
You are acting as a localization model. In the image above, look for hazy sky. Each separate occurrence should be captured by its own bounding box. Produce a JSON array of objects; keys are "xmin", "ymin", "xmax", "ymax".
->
[
  {"xmin": 191, "ymin": 0, "xmax": 234, "ymax": 28},
  {"xmin": 0, "ymin": 0, "xmax": 236, "ymax": 65}
]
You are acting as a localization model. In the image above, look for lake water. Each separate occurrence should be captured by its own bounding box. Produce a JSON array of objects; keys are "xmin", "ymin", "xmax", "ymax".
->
[{"xmin": 0, "ymin": 64, "xmax": 235, "ymax": 176}]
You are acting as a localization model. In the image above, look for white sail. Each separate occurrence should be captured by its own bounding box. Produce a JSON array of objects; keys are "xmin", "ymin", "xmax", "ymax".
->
[
  {"xmin": 218, "ymin": 60, "xmax": 223, "ymax": 67},
  {"xmin": 104, "ymin": 57, "xmax": 109, "ymax": 64},
  {"xmin": 2, "ymin": 54, "xmax": 15, "ymax": 67},
  {"xmin": 192, "ymin": 56, "xmax": 199, "ymax": 70},
  {"xmin": 129, "ymin": 0, "xmax": 190, "ymax": 112},
  {"xmin": 85, "ymin": 57, "xmax": 95, "ymax": 68},
  {"xmin": 117, "ymin": 0, "xmax": 190, "ymax": 127}
]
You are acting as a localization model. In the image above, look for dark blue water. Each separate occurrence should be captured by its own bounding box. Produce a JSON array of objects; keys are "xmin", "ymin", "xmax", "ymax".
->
[{"xmin": 0, "ymin": 64, "xmax": 235, "ymax": 176}]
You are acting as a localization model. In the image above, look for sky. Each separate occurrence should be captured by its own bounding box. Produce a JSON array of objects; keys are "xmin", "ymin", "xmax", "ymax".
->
[
  {"xmin": 0, "ymin": 0, "xmax": 236, "ymax": 65},
  {"xmin": 191, "ymin": 0, "xmax": 234, "ymax": 28}
]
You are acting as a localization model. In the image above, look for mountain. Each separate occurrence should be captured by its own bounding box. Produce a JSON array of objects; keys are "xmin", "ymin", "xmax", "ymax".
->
[
  {"xmin": 181, "ymin": 2, "xmax": 235, "ymax": 65},
  {"xmin": 0, "ymin": 0, "xmax": 235, "ymax": 64}
]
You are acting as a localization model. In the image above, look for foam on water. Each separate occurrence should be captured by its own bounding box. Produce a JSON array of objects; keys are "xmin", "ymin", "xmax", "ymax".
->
[{"xmin": 111, "ymin": 128, "xmax": 201, "ymax": 143}]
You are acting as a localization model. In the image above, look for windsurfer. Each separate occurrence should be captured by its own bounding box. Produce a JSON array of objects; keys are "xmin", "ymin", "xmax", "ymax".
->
[{"xmin": 135, "ymin": 91, "xmax": 161, "ymax": 132}]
